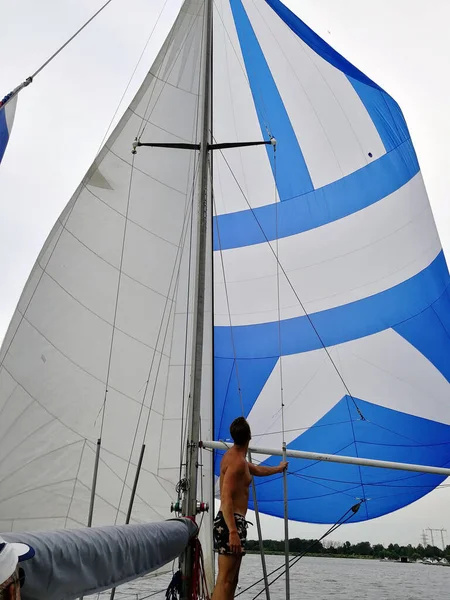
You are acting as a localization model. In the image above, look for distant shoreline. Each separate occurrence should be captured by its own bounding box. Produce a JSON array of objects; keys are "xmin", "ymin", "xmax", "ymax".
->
[
  {"xmin": 245, "ymin": 552, "xmax": 450, "ymax": 564},
  {"xmin": 244, "ymin": 539, "xmax": 449, "ymax": 562},
  {"xmin": 246, "ymin": 551, "xmax": 375, "ymax": 560}
]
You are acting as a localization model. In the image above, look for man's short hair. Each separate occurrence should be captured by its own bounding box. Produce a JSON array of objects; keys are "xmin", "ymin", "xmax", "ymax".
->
[{"xmin": 230, "ymin": 417, "xmax": 251, "ymax": 446}]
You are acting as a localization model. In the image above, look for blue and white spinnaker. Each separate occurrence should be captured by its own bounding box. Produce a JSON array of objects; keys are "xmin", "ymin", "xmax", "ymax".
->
[{"xmin": 212, "ymin": 0, "xmax": 450, "ymax": 523}]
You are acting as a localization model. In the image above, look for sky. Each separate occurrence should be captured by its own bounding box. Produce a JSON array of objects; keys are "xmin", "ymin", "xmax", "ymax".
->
[{"xmin": 1, "ymin": 0, "xmax": 450, "ymax": 547}]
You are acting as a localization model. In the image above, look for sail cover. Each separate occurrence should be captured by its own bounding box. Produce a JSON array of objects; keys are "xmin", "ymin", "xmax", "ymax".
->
[
  {"xmin": 2, "ymin": 519, "xmax": 197, "ymax": 600},
  {"xmin": 212, "ymin": 0, "xmax": 450, "ymax": 523},
  {"xmin": 0, "ymin": 96, "xmax": 17, "ymax": 164}
]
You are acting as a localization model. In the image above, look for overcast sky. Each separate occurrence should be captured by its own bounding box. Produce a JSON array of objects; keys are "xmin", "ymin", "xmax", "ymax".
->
[{"xmin": 1, "ymin": 0, "xmax": 450, "ymax": 547}]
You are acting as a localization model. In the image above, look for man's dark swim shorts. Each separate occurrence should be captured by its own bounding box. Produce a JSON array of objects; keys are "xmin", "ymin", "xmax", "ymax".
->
[{"xmin": 213, "ymin": 511, "xmax": 248, "ymax": 555}]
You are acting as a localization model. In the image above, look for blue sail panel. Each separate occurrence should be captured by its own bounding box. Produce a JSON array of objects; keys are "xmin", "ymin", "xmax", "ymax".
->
[{"xmin": 251, "ymin": 398, "xmax": 450, "ymax": 523}]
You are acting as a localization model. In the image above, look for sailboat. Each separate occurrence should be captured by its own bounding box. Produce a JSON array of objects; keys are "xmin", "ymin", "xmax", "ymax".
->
[{"xmin": 1, "ymin": 0, "xmax": 450, "ymax": 598}]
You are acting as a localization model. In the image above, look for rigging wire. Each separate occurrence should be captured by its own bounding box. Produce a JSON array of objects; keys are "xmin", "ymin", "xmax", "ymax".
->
[
  {"xmin": 104, "ymin": 4, "xmax": 205, "ymax": 516},
  {"xmin": 108, "ymin": 8, "xmax": 208, "ymax": 516},
  {"xmin": 212, "ymin": 185, "xmax": 245, "ymax": 418},
  {"xmin": 251, "ymin": 510, "xmax": 362, "ymax": 600},
  {"xmin": 137, "ymin": 0, "xmax": 205, "ymax": 141},
  {"xmin": 106, "ymin": 0, "xmax": 207, "ymax": 524},
  {"xmin": 0, "ymin": 0, "xmax": 181, "ymax": 415},
  {"xmin": 95, "ymin": 0, "xmax": 174, "ymax": 154},
  {"xmin": 1, "ymin": 0, "xmax": 118, "ymax": 111},
  {"xmin": 273, "ymin": 141, "xmax": 291, "ymax": 599},
  {"xmin": 212, "ymin": 0, "xmax": 272, "ymax": 138},
  {"xmin": 177, "ymin": 170, "xmax": 196, "ymax": 490},
  {"xmin": 31, "ymin": 0, "xmax": 116, "ymax": 80},
  {"xmin": 111, "ymin": 160, "xmax": 200, "ymax": 525},
  {"xmin": 98, "ymin": 153, "xmax": 136, "ymax": 437},
  {"xmin": 215, "ymin": 146, "xmax": 365, "ymax": 422},
  {"xmin": 273, "ymin": 99, "xmax": 285, "ymax": 443},
  {"xmin": 1, "ymin": 2, "xmax": 191, "ymax": 443},
  {"xmin": 235, "ymin": 501, "xmax": 363, "ymax": 599}
]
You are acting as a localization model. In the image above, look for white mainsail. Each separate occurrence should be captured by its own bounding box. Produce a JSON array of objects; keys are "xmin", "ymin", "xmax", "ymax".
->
[{"xmin": 0, "ymin": 0, "xmax": 212, "ymax": 549}]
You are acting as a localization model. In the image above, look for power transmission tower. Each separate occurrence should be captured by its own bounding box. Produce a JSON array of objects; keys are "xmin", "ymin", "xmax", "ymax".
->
[{"xmin": 427, "ymin": 528, "xmax": 446, "ymax": 550}]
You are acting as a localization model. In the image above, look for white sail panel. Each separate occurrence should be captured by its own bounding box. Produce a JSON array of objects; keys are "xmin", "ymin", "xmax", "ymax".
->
[
  {"xmin": 241, "ymin": 0, "xmax": 386, "ymax": 188},
  {"xmin": 0, "ymin": 0, "xmax": 213, "ymax": 538},
  {"xmin": 212, "ymin": 0, "xmax": 278, "ymax": 216},
  {"xmin": 247, "ymin": 327, "xmax": 450, "ymax": 451},
  {"xmin": 214, "ymin": 172, "xmax": 440, "ymax": 326}
]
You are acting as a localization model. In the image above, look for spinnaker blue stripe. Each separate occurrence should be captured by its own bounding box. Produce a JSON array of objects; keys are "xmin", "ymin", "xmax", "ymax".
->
[
  {"xmin": 214, "ymin": 250, "xmax": 449, "ymax": 359},
  {"xmin": 262, "ymin": 0, "xmax": 382, "ymax": 90},
  {"xmin": 0, "ymin": 106, "xmax": 10, "ymax": 164},
  {"xmin": 348, "ymin": 76, "xmax": 409, "ymax": 153},
  {"xmin": 214, "ymin": 137, "xmax": 419, "ymax": 250},
  {"xmin": 250, "ymin": 396, "xmax": 450, "ymax": 523},
  {"xmin": 229, "ymin": 0, "xmax": 313, "ymax": 200},
  {"xmin": 261, "ymin": 0, "xmax": 409, "ymax": 157},
  {"xmin": 395, "ymin": 286, "xmax": 450, "ymax": 383}
]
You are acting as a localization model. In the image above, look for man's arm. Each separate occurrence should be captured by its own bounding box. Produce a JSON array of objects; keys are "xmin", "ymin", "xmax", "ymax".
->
[
  {"xmin": 248, "ymin": 461, "xmax": 288, "ymax": 477},
  {"xmin": 220, "ymin": 462, "xmax": 244, "ymax": 553}
]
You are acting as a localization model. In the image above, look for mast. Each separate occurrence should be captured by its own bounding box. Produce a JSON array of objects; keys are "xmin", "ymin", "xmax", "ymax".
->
[{"xmin": 181, "ymin": 0, "xmax": 213, "ymax": 594}]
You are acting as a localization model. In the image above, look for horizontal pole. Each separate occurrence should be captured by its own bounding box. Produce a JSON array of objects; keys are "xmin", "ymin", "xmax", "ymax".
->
[
  {"xmin": 209, "ymin": 140, "xmax": 272, "ymax": 150},
  {"xmin": 200, "ymin": 441, "xmax": 450, "ymax": 477},
  {"xmin": 135, "ymin": 142, "xmax": 200, "ymax": 150},
  {"xmin": 134, "ymin": 140, "xmax": 274, "ymax": 152}
]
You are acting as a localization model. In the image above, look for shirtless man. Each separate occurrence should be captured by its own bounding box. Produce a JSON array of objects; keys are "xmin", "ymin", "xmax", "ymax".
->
[{"xmin": 211, "ymin": 417, "xmax": 287, "ymax": 600}]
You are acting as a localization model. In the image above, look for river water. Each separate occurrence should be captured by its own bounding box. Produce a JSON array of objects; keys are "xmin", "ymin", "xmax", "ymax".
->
[
  {"xmin": 104, "ymin": 553, "xmax": 449, "ymax": 599},
  {"xmin": 237, "ymin": 554, "xmax": 449, "ymax": 599}
]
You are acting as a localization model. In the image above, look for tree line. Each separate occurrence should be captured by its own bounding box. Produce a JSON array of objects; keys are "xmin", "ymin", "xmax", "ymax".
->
[{"xmin": 245, "ymin": 538, "xmax": 450, "ymax": 561}]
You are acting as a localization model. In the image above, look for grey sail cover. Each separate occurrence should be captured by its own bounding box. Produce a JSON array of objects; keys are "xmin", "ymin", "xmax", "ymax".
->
[{"xmin": 2, "ymin": 519, "xmax": 197, "ymax": 600}]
